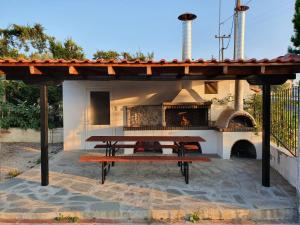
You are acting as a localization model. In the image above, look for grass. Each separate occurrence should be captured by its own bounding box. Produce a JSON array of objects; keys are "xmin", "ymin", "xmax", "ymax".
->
[
  {"xmin": 35, "ymin": 157, "xmax": 41, "ymax": 164},
  {"xmin": 54, "ymin": 213, "xmax": 80, "ymax": 223},
  {"xmin": 7, "ymin": 169, "xmax": 21, "ymax": 178},
  {"xmin": 185, "ymin": 212, "xmax": 200, "ymax": 223}
]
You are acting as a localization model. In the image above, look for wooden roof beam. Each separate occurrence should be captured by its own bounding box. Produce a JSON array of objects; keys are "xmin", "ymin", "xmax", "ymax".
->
[
  {"xmin": 261, "ymin": 66, "xmax": 266, "ymax": 74},
  {"xmin": 29, "ymin": 66, "xmax": 43, "ymax": 75},
  {"xmin": 223, "ymin": 66, "xmax": 228, "ymax": 74},
  {"xmin": 69, "ymin": 66, "xmax": 79, "ymax": 75},
  {"xmin": 108, "ymin": 66, "xmax": 116, "ymax": 76},
  {"xmin": 146, "ymin": 66, "xmax": 152, "ymax": 76},
  {"xmin": 184, "ymin": 66, "xmax": 189, "ymax": 75}
]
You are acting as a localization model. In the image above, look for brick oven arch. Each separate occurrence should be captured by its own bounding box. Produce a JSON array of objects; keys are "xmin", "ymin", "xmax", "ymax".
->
[{"xmin": 230, "ymin": 139, "xmax": 257, "ymax": 159}]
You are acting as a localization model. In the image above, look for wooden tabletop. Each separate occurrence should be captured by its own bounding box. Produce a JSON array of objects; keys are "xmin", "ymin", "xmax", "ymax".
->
[{"xmin": 86, "ymin": 136, "xmax": 206, "ymax": 142}]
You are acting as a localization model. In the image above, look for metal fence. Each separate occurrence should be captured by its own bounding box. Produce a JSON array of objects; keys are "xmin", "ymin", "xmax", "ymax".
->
[
  {"xmin": 246, "ymin": 83, "xmax": 299, "ymax": 157},
  {"xmin": 271, "ymin": 85, "xmax": 299, "ymax": 156}
]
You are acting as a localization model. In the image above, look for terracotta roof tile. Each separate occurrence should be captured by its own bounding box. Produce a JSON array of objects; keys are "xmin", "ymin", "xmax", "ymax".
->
[
  {"xmin": 196, "ymin": 58, "xmax": 204, "ymax": 63},
  {"xmin": 0, "ymin": 54, "xmax": 300, "ymax": 65},
  {"xmin": 258, "ymin": 58, "xmax": 270, "ymax": 63}
]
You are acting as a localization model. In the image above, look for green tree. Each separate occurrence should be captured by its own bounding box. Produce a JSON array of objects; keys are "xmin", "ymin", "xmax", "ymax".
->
[
  {"xmin": 48, "ymin": 37, "xmax": 85, "ymax": 60},
  {"xmin": 289, "ymin": 0, "xmax": 300, "ymax": 54},
  {"xmin": 93, "ymin": 50, "xmax": 120, "ymax": 60},
  {"xmin": 0, "ymin": 24, "xmax": 85, "ymax": 129},
  {"xmin": 0, "ymin": 23, "xmax": 48, "ymax": 58},
  {"xmin": 93, "ymin": 50, "xmax": 154, "ymax": 61}
]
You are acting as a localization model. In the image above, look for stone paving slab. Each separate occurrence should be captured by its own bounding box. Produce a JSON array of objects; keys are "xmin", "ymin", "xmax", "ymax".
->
[{"xmin": 0, "ymin": 151, "xmax": 297, "ymax": 222}]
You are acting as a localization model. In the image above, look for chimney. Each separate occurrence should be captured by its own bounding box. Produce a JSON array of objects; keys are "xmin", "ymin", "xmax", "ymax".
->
[
  {"xmin": 178, "ymin": 13, "xmax": 197, "ymax": 61},
  {"xmin": 234, "ymin": 2, "xmax": 249, "ymax": 111}
]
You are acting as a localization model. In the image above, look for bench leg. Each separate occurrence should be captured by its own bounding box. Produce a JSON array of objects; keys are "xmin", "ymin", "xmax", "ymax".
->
[
  {"xmin": 101, "ymin": 162, "xmax": 105, "ymax": 184},
  {"xmin": 184, "ymin": 162, "xmax": 189, "ymax": 184},
  {"xmin": 112, "ymin": 147, "xmax": 116, "ymax": 167}
]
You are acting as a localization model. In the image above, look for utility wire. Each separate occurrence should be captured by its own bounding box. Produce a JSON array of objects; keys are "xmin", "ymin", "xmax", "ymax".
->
[
  {"xmin": 220, "ymin": 0, "xmax": 253, "ymax": 25},
  {"xmin": 224, "ymin": 16, "xmax": 235, "ymax": 50}
]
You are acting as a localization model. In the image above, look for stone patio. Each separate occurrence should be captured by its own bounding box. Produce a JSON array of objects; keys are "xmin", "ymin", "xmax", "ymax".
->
[{"xmin": 0, "ymin": 150, "xmax": 297, "ymax": 222}]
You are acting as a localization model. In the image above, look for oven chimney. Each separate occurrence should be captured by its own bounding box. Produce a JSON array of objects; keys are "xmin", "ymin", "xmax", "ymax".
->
[
  {"xmin": 234, "ymin": 1, "xmax": 249, "ymax": 111},
  {"xmin": 178, "ymin": 13, "xmax": 197, "ymax": 61}
]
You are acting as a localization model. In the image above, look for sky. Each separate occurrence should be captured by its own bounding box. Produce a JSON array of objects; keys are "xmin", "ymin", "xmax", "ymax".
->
[{"xmin": 0, "ymin": 0, "xmax": 295, "ymax": 60}]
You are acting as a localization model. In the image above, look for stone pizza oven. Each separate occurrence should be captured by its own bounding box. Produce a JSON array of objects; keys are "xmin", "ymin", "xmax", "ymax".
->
[{"xmin": 215, "ymin": 108, "xmax": 256, "ymax": 131}]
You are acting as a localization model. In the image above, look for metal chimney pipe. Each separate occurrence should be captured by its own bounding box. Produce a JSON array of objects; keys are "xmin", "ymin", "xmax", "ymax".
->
[
  {"xmin": 234, "ymin": 4, "xmax": 249, "ymax": 111},
  {"xmin": 235, "ymin": 5, "xmax": 249, "ymax": 59},
  {"xmin": 178, "ymin": 13, "xmax": 197, "ymax": 61}
]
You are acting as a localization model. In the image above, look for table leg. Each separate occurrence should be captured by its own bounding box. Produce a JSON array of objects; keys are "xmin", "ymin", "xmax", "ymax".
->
[
  {"xmin": 180, "ymin": 143, "xmax": 185, "ymax": 174},
  {"xmin": 112, "ymin": 146, "xmax": 115, "ymax": 167}
]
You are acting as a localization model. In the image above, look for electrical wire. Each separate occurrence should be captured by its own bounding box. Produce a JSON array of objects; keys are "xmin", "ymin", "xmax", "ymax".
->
[
  {"xmin": 224, "ymin": 16, "xmax": 234, "ymax": 50},
  {"xmin": 220, "ymin": 0, "xmax": 253, "ymax": 25}
]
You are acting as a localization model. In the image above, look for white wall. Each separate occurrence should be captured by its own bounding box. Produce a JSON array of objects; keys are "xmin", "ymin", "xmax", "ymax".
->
[
  {"xmin": 220, "ymin": 132, "xmax": 262, "ymax": 159},
  {"xmin": 63, "ymin": 80, "xmax": 237, "ymax": 151},
  {"xmin": 0, "ymin": 128, "xmax": 63, "ymax": 143},
  {"xmin": 270, "ymin": 144, "xmax": 298, "ymax": 188}
]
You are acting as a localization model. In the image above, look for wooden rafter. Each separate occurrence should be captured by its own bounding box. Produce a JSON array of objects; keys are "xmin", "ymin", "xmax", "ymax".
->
[
  {"xmin": 29, "ymin": 66, "xmax": 42, "ymax": 75},
  {"xmin": 0, "ymin": 61, "xmax": 298, "ymax": 81},
  {"xmin": 146, "ymin": 66, "xmax": 152, "ymax": 76},
  {"xmin": 69, "ymin": 66, "xmax": 79, "ymax": 75},
  {"xmin": 108, "ymin": 66, "xmax": 116, "ymax": 76}
]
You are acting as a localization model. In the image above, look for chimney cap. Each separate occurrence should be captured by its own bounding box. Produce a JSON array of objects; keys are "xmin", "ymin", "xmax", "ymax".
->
[
  {"xmin": 235, "ymin": 5, "xmax": 249, "ymax": 12},
  {"xmin": 178, "ymin": 13, "xmax": 197, "ymax": 21}
]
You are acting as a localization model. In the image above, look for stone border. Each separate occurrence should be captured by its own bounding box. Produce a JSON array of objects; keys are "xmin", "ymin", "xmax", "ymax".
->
[{"xmin": 0, "ymin": 207, "xmax": 297, "ymax": 221}]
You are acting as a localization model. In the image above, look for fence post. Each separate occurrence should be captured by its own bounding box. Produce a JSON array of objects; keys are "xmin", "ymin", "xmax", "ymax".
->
[{"xmin": 297, "ymin": 83, "xmax": 300, "ymax": 220}]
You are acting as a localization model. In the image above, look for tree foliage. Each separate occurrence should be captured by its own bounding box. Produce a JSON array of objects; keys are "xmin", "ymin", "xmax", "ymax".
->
[
  {"xmin": 93, "ymin": 50, "xmax": 154, "ymax": 61},
  {"xmin": 0, "ymin": 23, "xmax": 154, "ymax": 130},
  {"xmin": 289, "ymin": 0, "xmax": 300, "ymax": 54},
  {"xmin": 0, "ymin": 24, "xmax": 48, "ymax": 58},
  {"xmin": 0, "ymin": 24, "xmax": 85, "ymax": 129},
  {"xmin": 245, "ymin": 84, "xmax": 298, "ymax": 155},
  {"xmin": 48, "ymin": 37, "xmax": 85, "ymax": 60}
]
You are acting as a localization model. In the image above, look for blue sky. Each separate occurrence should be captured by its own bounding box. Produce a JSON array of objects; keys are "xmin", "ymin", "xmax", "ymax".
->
[{"xmin": 0, "ymin": 0, "xmax": 295, "ymax": 60}]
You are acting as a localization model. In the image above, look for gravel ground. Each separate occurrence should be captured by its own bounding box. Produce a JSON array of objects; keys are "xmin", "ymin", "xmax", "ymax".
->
[{"xmin": 0, "ymin": 142, "xmax": 62, "ymax": 182}]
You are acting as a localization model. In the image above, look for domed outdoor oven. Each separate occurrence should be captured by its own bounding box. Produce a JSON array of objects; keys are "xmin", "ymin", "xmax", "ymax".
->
[{"xmin": 215, "ymin": 108, "xmax": 256, "ymax": 131}]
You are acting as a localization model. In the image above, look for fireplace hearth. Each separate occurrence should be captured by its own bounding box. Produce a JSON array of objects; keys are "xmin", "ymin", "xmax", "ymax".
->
[
  {"xmin": 125, "ymin": 102, "xmax": 211, "ymax": 130},
  {"xmin": 163, "ymin": 102, "xmax": 211, "ymax": 127}
]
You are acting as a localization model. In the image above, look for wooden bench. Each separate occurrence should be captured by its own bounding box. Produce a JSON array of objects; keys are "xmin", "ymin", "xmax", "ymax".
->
[
  {"xmin": 94, "ymin": 144, "xmax": 178, "ymax": 150},
  {"xmin": 80, "ymin": 155, "xmax": 211, "ymax": 184},
  {"xmin": 94, "ymin": 144, "xmax": 179, "ymax": 161}
]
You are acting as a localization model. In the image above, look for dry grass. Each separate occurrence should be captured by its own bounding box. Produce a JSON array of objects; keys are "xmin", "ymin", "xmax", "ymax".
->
[{"xmin": 7, "ymin": 169, "xmax": 21, "ymax": 178}]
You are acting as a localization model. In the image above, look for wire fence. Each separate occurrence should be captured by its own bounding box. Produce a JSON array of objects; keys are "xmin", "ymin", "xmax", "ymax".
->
[{"xmin": 245, "ymin": 84, "xmax": 299, "ymax": 157}]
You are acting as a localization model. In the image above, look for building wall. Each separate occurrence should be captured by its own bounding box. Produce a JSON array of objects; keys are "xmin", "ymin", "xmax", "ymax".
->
[
  {"xmin": 270, "ymin": 144, "xmax": 298, "ymax": 188},
  {"xmin": 220, "ymin": 132, "xmax": 262, "ymax": 159},
  {"xmin": 63, "ymin": 80, "xmax": 241, "ymax": 151}
]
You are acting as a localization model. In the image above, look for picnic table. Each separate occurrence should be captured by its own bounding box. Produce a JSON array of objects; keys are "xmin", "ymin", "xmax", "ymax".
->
[{"xmin": 81, "ymin": 136, "xmax": 209, "ymax": 184}]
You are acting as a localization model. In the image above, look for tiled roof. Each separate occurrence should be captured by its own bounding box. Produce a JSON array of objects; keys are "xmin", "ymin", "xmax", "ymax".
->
[{"xmin": 0, "ymin": 54, "xmax": 299, "ymax": 64}]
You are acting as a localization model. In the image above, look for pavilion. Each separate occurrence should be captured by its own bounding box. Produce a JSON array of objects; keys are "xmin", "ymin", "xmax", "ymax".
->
[{"xmin": 0, "ymin": 55, "xmax": 299, "ymax": 187}]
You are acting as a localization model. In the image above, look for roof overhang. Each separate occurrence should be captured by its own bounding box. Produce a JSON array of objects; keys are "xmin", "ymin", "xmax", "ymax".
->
[{"xmin": 0, "ymin": 55, "xmax": 299, "ymax": 85}]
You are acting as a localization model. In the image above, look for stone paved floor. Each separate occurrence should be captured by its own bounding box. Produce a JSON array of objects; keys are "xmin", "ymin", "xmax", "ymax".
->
[{"xmin": 0, "ymin": 151, "xmax": 297, "ymax": 221}]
